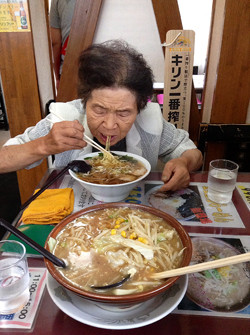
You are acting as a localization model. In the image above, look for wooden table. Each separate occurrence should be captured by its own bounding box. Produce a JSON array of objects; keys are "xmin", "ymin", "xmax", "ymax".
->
[{"xmin": 4, "ymin": 172, "xmax": 250, "ymax": 335}]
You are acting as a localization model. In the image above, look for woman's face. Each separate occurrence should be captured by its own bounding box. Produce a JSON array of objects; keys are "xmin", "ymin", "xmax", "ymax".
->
[{"xmin": 86, "ymin": 87, "xmax": 138, "ymax": 146}]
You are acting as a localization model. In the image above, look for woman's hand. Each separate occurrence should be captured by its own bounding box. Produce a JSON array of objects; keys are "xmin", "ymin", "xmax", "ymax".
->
[
  {"xmin": 0, "ymin": 120, "xmax": 88, "ymax": 173},
  {"xmin": 40, "ymin": 120, "xmax": 87, "ymax": 155},
  {"xmin": 159, "ymin": 157, "xmax": 190, "ymax": 192},
  {"xmin": 159, "ymin": 149, "xmax": 203, "ymax": 192}
]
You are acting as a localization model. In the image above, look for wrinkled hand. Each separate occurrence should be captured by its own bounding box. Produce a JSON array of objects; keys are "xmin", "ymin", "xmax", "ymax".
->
[
  {"xmin": 41, "ymin": 120, "xmax": 87, "ymax": 155},
  {"xmin": 159, "ymin": 157, "xmax": 190, "ymax": 192}
]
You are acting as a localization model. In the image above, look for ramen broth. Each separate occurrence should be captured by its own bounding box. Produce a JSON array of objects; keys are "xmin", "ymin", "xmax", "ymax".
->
[
  {"xmin": 51, "ymin": 207, "xmax": 184, "ymax": 295},
  {"xmin": 76, "ymin": 153, "xmax": 147, "ymax": 185}
]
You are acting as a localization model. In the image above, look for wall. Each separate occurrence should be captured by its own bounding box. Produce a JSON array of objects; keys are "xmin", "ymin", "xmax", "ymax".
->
[
  {"xmin": 202, "ymin": 0, "xmax": 250, "ymax": 124},
  {"xmin": 178, "ymin": 0, "xmax": 213, "ymax": 74},
  {"xmin": 29, "ymin": 0, "xmax": 55, "ymax": 116},
  {"xmin": 93, "ymin": 0, "xmax": 165, "ymax": 83},
  {"xmin": 0, "ymin": 0, "xmax": 50, "ymax": 203}
]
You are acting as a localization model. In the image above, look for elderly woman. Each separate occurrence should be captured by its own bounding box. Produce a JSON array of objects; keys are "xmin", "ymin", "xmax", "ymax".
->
[{"xmin": 0, "ymin": 40, "xmax": 202, "ymax": 191}]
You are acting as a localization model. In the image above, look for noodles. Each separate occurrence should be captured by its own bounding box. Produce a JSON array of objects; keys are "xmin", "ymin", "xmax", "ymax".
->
[
  {"xmin": 51, "ymin": 207, "xmax": 184, "ymax": 295},
  {"xmin": 77, "ymin": 154, "xmax": 147, "ymax": 185},
  {"xmin": 76, "ymin": 136, "xmax": 147, "ymax": 185},
  {"xmin": 105, "ymin": 135, "xmax": 111, "ymax": 151}
]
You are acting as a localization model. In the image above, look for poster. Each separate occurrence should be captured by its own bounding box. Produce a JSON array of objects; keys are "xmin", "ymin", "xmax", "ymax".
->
[{"xmin": 0, "ymin": 0, "xmax": 30, "ymax": 32}]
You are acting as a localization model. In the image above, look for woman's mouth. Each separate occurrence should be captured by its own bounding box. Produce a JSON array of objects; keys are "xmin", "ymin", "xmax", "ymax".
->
[{"xmin": 100, "ymin": 134, "xmax": 116, "ymax": 144}]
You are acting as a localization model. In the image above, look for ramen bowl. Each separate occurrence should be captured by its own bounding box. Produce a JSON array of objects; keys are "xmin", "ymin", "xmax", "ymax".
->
[
  {"xmin": 44, "ymin": 203, "xmax": 192, "ymax": 310},
  {"xmin": 68, "ymin": 151, "xmax": 151, "ymax": 202}
]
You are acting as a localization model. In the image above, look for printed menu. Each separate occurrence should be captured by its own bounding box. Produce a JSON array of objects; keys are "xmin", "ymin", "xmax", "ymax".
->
[
  {"xmin": 60, "ymin": 176, "xmax": 247, "ymax": 229},
  {"xmin": 237, "ymin": 183, "xmax": 250, "ymax": 211},
  {"xmin": 174, "ymin": 233, "xmax": 250, "ymax": 318}
]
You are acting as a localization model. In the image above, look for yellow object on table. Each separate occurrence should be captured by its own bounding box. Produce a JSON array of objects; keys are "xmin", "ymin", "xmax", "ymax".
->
[{"xmin": 21, "ymin": 188, "xmax": 74, "ymax": 225}]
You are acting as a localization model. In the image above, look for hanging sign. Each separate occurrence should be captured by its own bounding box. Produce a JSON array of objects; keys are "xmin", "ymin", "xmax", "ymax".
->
[
  {"xmin": 163, "ymin": 30, "xmax": 195, "ymax": 130},
  {"xmin": 0, "ymin": 0, "xmax": 30, "ymax": 32}
]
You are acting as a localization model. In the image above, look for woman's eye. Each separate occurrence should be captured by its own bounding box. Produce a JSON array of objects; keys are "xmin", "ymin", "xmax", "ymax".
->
[
  {"xmin": 118, "ymin": 111, "xmax": 130, "ymax": 117},
  {"xmin": 94, "ymin": 108, "xmax": 106, "ymax": 115}
]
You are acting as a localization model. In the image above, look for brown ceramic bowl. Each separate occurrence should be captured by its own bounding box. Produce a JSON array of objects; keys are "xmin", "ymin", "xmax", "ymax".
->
[{"xmin": 44, "ymin": 203, "xmax": 192, "ymax": 308}]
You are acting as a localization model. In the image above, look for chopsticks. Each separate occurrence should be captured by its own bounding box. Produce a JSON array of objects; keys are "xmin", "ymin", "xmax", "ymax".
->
[
  {"xmin": 150, "ymin": 252, "xmax": 250, "ymax": 279},
  {"xmin": 47, "ymin": 113, "xmax": 113, "ymax": 157},
  {"xmin": 0, "ymin": 218, "xmax": 66, "ymax": 268},
  {"xmin": 83, "ymin": 134, "xmax": 112, "ymax": 157}
]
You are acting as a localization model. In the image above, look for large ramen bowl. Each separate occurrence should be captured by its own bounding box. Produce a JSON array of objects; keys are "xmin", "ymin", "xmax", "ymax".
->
[
  {"xmin": 68, "ymin": 151, "xmax": 151, "ymax": 202},
  {"xmin": 44, "ymin": 203, "xmax": 192, "ymax": 310}
]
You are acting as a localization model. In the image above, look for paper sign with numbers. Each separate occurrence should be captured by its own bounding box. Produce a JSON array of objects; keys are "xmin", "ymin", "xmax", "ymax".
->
[
  {"xmin": 163, "ymin": 30, "xmax": 195, "ymax": 130},
  {"xmin": 0, "ymin": 268, "xmax": 46, "ymax": 329}
]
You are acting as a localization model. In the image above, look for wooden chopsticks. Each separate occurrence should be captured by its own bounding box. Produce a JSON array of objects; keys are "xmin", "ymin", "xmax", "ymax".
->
[
  {"xmin": 83, "ymin": 134, "xmax": 112, "ymax": 157},
  {"xmin": 48, "ymin": 113, "xmax": 113, "ymax": 157},
  {"xmin": 150, "ymin": 252, "xmax": 250, "ymax": 279}
]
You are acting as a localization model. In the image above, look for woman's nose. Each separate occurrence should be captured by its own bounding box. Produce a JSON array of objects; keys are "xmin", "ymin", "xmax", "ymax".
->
[{"xmin": 103, "ymin": 113, "xmax": 118, "ymax": 129}]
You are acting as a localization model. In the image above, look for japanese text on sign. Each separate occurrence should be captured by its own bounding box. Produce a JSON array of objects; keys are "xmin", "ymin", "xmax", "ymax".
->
[{"xmin": 163, "ymin": 30, "xmax": 195, "ymax": 130}]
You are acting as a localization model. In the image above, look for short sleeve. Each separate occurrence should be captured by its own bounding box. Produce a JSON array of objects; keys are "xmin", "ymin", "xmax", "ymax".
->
[{"xmin": 49, "ymin": 0, "xmax": 61, "ymax": 29}]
